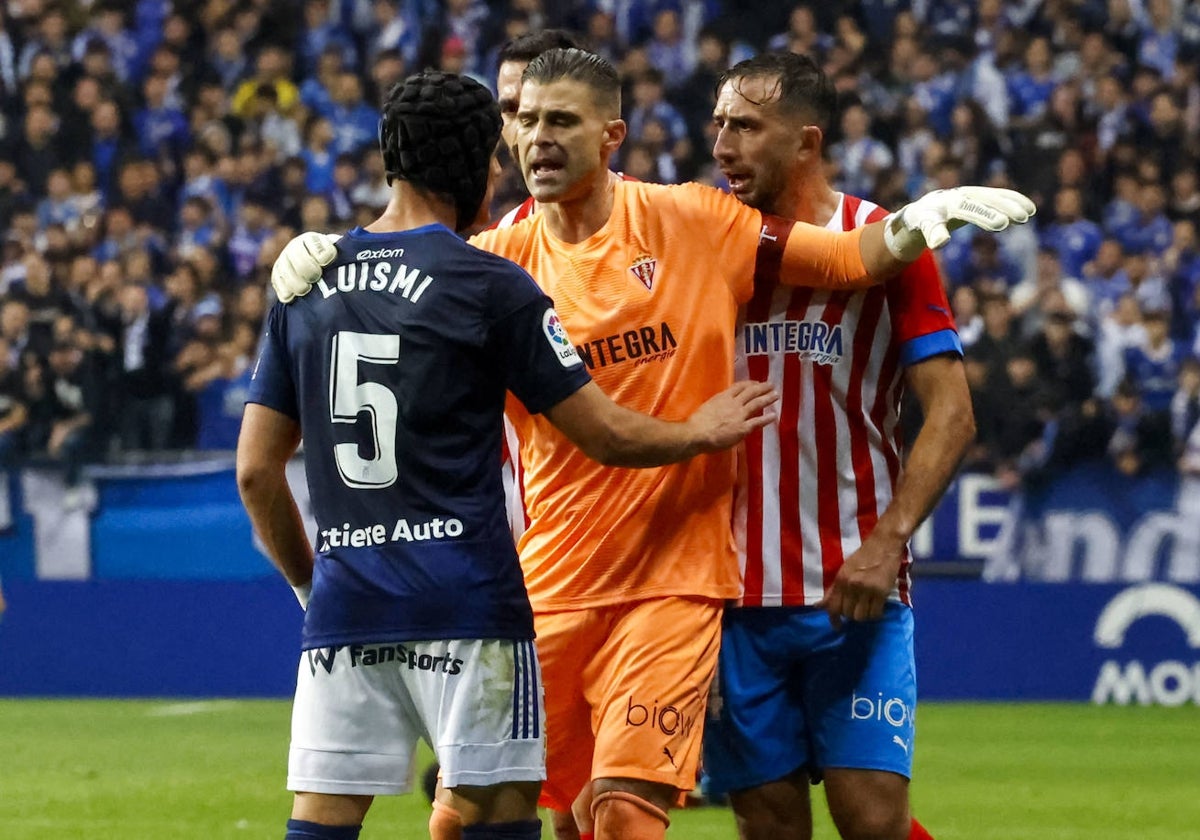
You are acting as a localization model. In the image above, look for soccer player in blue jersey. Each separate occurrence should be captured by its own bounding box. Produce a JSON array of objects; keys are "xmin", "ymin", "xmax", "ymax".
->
[{"xmin": 236, "ymin": 70, "xmax": 778, "ymax": 840}]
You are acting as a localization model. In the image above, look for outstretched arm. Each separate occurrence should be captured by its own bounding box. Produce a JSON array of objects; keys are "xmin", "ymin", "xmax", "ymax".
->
[
  {"xmin": 544, "ymin": 379, "xmax": 778, "ymax": 468},
  {"xmin": 818, "ymin": 354, "xmax": 975, "ymax": 627},
  {"xmin": 777, "ymin": 187, "xmax": 1036, "ymax": 290}
]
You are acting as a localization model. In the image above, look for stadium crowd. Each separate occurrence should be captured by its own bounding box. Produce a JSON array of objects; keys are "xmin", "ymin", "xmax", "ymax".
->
[{"xmin": 0, "ymin": 0, "xmax": 1198, "ymax": 493}]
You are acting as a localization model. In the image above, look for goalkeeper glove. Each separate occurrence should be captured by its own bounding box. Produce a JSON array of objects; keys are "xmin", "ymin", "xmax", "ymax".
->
[
  {"xmin": 883, "ymin": 187, "xmax": 1035, "ymax": 262},
  {"xmin": 271, "ymin": 232, "xmax": 341, "ymax": 303}
]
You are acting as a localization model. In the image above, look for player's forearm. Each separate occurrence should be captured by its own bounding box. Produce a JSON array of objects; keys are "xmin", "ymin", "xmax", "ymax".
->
[
  {"xmin": 780, "ymin": 222, "xmax": 899, "ymax": 290},
  {"xmin": 858, "ymin": 220, "xmax": 913, "ymax": 281},
  {"xmin": 872, "ymin": 394, "xmax": 975, "ymax": 546},
  {"xmin": 236, "ymin": 405, "xmax": 312, "ymax": 586},
  {"xmin": 584, "ymin": 406, "xmax": 705, "ymax": 468},
  {"xmin": 238, "ymin": 466, "xmax": 313, "ymax": 586}
]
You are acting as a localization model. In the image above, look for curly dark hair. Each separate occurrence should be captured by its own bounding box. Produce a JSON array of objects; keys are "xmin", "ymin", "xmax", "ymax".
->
[{"xmin": 379, "ymin": 70, "xmax": 501, "ymax": 231}]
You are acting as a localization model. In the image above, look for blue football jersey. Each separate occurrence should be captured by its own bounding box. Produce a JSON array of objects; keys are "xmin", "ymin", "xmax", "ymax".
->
[{"xmin": 247, "ymin": 224, "xmax": 591, "ymax": 649}]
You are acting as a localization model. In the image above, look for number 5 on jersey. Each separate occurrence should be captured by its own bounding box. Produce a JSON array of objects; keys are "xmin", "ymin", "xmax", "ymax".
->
[{"xmin": 330, "ymin": 331, "xmax": 400, "ymax": 489}]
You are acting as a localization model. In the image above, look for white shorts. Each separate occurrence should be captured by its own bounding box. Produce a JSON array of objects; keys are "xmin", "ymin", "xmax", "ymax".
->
[{"xmin": 288, "ymin": 638, "xmax": 545, "ymax": 795}]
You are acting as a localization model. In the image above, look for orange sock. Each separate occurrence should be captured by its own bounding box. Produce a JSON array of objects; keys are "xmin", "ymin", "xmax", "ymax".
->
[
  {"xmin": 910, "ymin": 817, "xmax": 934, "ymax": 839},
  {"xmin": 429, "ymin": 799, "xmax": 463, "ymax": 840},
  {"xmin": 591, "ymin": 791, "xmax": 669, "ymax": 840}
]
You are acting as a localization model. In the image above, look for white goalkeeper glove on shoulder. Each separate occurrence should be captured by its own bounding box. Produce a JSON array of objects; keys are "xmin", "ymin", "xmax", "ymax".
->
[
  {"xmin": 883, "ymin": 186, "xmax": 1036, "ymax": 262},
  {"xmin": 271, "ymin": 232, "xmax": 341, "ymax": 303}
]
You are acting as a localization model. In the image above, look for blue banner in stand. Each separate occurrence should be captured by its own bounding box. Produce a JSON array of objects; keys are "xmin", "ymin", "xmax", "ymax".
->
[
  {"xmin": 915, "ymin": 581, "xmax": 1200, "ymax": 704},
  {"xmin": 3, "ymin": 578, "xmax": 1197, "ymax": 702},
  {"xmin": 2, "ymin": 460, "xmax": 1197, "ymax": 584}
]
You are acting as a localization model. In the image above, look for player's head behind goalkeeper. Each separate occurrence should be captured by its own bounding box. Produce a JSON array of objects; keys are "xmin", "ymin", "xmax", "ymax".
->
[{"xmin": 379, "ymin": 70, "xmax": 502, "ymax": 232}]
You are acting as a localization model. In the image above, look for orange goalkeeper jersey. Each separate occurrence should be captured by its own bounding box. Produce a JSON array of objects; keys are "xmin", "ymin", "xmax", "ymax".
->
[{"xmin": 469, "ymin": 180, "xmax": 869, "ymax": 611}]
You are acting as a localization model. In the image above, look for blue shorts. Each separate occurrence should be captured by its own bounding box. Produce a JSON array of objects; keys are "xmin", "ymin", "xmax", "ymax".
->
[{"xmin": 702, "ymin": 603, "xmax": 915, "ymax": 795}]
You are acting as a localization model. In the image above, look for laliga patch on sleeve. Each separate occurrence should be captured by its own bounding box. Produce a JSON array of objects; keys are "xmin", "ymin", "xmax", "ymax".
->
[{"xmin": 542, "ymin": 308, "xmax": 583, "ymax": 368}]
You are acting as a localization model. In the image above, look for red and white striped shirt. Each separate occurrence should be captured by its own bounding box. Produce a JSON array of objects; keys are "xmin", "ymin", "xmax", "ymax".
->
[
  {"xmin": 734, "ymin": 194, "xmax": 960, "ymax": 608},
  {"xmin": 489, "ymin": 197, "xmax": 539, "ymax": 541}
]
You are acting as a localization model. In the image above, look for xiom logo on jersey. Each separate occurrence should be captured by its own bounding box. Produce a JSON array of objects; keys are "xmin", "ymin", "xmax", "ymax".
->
[
  {"xmin": 629, "ymin": 253, "xmax": 657, "ymax": 291},
  {"xmin": 543, "ymin": 308, "xmax": 583, "ymax": 368},
  {"xmin": 742, "ymin": 319, "xmax": 845, "ymax": 366}
]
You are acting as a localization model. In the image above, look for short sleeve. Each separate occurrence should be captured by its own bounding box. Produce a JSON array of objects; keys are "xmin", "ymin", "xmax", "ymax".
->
[
  {"xmin": 492, "ymin": 297, "xmax": 592, "ymax": 416},
  {"xmin": 246, "ymin": 303, "xmax": 300, "ymax": 419},
  {"xmin": 886, "ymin": 250, "xmax": 963, "ymax": 367}
]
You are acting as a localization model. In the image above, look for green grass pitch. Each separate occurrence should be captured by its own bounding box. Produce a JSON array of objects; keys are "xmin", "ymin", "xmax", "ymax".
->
[{"xmin": 2, "ymin": 699, "xmax": 1197, "ymax": 838}]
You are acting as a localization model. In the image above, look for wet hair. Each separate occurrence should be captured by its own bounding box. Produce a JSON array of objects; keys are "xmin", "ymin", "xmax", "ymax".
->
[
  {"xmin": 498, "ymin": 29, "xmax": 581, "ymax": 65},
  {"xmin": 522, "ymin": 48, "xmax": 620, "ymax": 115},
  {"xmin": 379, "ymin": 70, "xmax": 501, "ymax": 231},
  {"xmin": 716, "ymin": 51, "xmax": 837, "ymax": 132}
]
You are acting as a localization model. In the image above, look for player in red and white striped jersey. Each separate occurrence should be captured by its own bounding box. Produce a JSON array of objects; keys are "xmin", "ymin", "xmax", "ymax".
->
[
  {"xmin": 734, "ymin": 194, "xmax": 954, "ymax": 609},
  {"xmin": 702, "ymin": 54, "xmax": 972, "ymax": 840}
]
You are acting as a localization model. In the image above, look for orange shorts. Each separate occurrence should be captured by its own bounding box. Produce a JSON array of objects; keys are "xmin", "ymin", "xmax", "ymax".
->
[{"xmin": 533, "ymin": 596, "xmax": 723, "ymax": 813}]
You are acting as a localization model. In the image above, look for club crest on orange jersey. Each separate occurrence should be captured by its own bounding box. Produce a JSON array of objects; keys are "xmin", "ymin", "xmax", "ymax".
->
[{"xmin": 629, "ymin": 254, "xmax": 657, "ymax": 291}]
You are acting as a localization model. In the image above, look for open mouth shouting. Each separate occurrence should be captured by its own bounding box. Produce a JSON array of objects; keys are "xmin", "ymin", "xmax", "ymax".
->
[{"xmin": 527, "ymin": 153, "xmax": 566, "ymax": 184}]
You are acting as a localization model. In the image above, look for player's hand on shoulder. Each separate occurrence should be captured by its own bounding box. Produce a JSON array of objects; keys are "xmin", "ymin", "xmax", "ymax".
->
[
  {"xmin": 688, "ymin": 380, "xmax": 778, "ymax": 453},
  {"xmin": 884, "ymin": 186, "xmax": 1036, "ymax": 261},
  {"xmin": 271, "ymin": 231, "xmax": 341, "ymax": 303}
]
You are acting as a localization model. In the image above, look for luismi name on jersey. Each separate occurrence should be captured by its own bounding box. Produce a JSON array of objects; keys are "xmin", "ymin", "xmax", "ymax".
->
[
  {"xmin": 315, "ymin": 259, "xmax": 436, "ymax": 303},
  {"xmin": 319, "ymin": 516, "xmax": 465, "ymax": 551}
]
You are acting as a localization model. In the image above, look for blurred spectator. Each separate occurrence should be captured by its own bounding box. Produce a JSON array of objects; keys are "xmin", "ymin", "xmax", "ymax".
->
[
  {"xmin": 325, "ymin": 70, "xmax": 378, "ymax": 156},
  {"xmin": 246, "ymin": 83, "xmax": 302, "ymax": 160},
  {"xmin": 24, "ymin": 340, "xmax": 98, "ymax": 498},
  {"xmin": 327, "ymin": 153, "xmax": 360, "ymax": 224},
  {"xmin": 1010, "ymin": 247, "xmax": 1090, "ymax": 331},
  {"xmin": 1168, "ymin": 166, "xmax": 1200, "ymax": 226},
  {"xmin": 1106, "ymin": 376, "xmax": 1173, "ymax": 477},
  {"xmin": 645, "ymin": 6, "xmax": 695, "ymax": 85},
  {"xmin": 226, "ymin": 194, "xmax": 278, "ymax": 284},
  {"xmin": 73, "ymin": 3, "xmax": 138, "ymax": 84},
  {"xmin": 830, "ymin": 101, "xmax": 893, "ymax": 197},
  {"xmin": 1123, "ymin": 249, "xmax": 1171, "ymax": 315},
  {"xmin": 988, "ymin": 346, "xmax": 1058, "ymax": 490},
  {"xmin": 0, "ymin": 336, "xmax": 26, "ymax": 468},
  {"xmin": 971, "ymin": 293, "xmax": 1021, "ymax": 379},
  {"xmin": 1080, "ymin": 238, "xmax": 1132, "ymax": 323},
  {"xmin": 1040, "ymin": 187, "xmax": 1103, "ymax": 280},
  {"xmin": 951, "ymin": 284, "xmax": 983, "ymax": 347},
  {"xmin": 188, "ymin": 318, "xmax": 258, "ymax": 451},
  {"xmin": 36, "ymin": 168, "xmax": 82, "ymax": 234},
  {"xmin": 1171, "ymin": 356, "xmax": 1200, "ymax": 453},
  {"xmin": 1123, "ymin": 307, "xmax": 1186, "ymax": 416},
  {"xmin": 207, "ymin": 26, "xmax": 249, "ymax": 91},
  {"xmin": 231, "ymin": 45, "xmax": 298, "ymax": 121},
  {"xmin": 298, "ymin": 0, "xmax": 357, "ymax": 79},
  {"xmin": 626, "ymin": 69, "xmax": 690, "ymax": 171},
  {"xmin": 365, "ymin": 1, "xmax": 422, "ymax": 69},
  {"xmin": 1166, "ymin": 220, "xmax": 1200, "ymax": 336},
  {"xmin": 9, "ymin": 253, "xmax": 67, "ymax": 359},
  {"xmin": 954, "ymin": 231, "xmax": 1022, "ymax": 294},
  {"xmin": 946, "ymin": 99, "xmax": 1005, "ymax": 184},
  {"xmin": 115, "ymin": 283, "xmax": 174, "ymax": 453},
  {"xmin": 768, "ymin": 4, "xmax": 831, "ymax": 59},
  {"xmin": 1112, "ymin": 179, "xmax": 1173, "ymax": 256},
  {"xmin": 134, "ymin": 71, "xmax": 190, "ymax": 168},
  {"xmin": 1027, "ymin": 300, "xmax": 1096, "ymax": 409}
]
